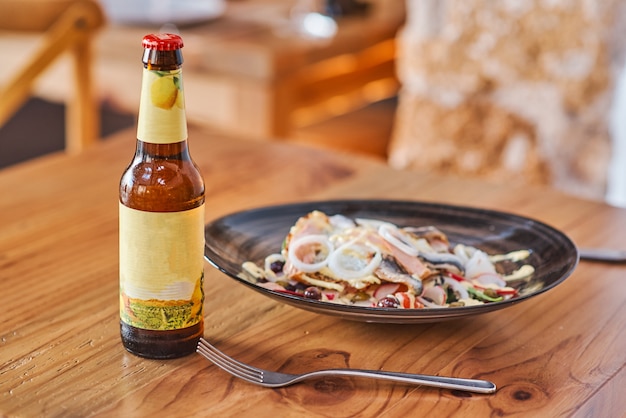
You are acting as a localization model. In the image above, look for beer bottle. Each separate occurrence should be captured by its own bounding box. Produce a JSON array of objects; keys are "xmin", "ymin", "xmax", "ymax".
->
[{"xmin": 119, "ymin": 33, "xmax": 205, "ymax": 359}]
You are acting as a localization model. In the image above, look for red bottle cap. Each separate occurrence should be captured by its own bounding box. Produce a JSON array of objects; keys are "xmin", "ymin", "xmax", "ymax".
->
[{"xmin": 142, "ymin": 33, "xmax": 184, "ymax": 51}]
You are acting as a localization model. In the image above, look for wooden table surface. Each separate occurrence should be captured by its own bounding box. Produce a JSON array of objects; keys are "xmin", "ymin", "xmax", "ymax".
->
[{"xmin": 1, "ymin": 126, "xmax": 625, "ymax": 417}]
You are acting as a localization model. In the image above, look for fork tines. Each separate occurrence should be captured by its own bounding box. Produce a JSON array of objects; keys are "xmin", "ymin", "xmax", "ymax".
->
[{"xmin": 197, "ymin": 337, "xmax": 263, "ymax": 383}]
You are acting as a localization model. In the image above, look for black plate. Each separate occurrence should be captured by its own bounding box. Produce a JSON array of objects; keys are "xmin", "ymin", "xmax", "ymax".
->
[{"xmin": 204, "ymin": 200, "xmax": 578, "ymax": 323}]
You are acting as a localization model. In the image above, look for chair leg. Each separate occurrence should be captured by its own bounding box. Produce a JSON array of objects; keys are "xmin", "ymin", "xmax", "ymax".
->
[
  {"xmin": 66, "ymin": 35, "xmax": 99, "ymax": 154},
  {"xmin": 0, "ymin": 0, "xmax": 104, "ymax": 154}
]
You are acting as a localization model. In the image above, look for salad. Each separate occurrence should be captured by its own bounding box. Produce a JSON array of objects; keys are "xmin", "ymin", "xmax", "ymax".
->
[{"xmin": 239, "ymin": 210, "xmax": 535, "ymax": 309}]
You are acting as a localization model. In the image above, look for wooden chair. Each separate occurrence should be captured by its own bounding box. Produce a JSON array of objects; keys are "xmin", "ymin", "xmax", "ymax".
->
[{"xmin": 0, "ymin": 0, "xmax": 105, "ymax": 154}]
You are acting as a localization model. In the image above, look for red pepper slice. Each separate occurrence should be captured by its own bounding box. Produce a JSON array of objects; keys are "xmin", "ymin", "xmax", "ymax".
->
[
  {"xmin": 495, "ymin": 287, "xmax": 518, "ymax": 296},
  {"xmin": 472, "ymin": 282, "xmax": 519, "ymax": 296},
  {"xmin": 277, "ymin": 289, "xmax": 302, "ymax": 297},
  {"xmin": 448, "ymin": 272, "xmax": 467, "ymax": 282},
  {"xmin": 453, "ymin": 272, "xmax": 516, "ymax": 297}
]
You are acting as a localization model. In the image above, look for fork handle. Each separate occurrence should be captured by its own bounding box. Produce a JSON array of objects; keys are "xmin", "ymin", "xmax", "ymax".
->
[
  {"xmin": 578, "ymin": 247, "xmax": 626, "ymax": 263},
  {"xmin": 307, "ymin": 369, "xmax": 497, "ymax": 394}
]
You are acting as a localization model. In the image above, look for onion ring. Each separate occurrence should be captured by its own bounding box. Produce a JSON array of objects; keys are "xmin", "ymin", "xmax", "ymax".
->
[
  {"xmin": 328, "ymin": 241, "xmax": 382, "ymax": 280},
  {"xmin": 263, "ymin": 253, "xmax": 286, "ymax": 281},
  {"xmin": 472, "ymin": 272, "xmax": 507, "ymax": 288},
  {"xmin": 287, "ymin": 234, "xmax": 334, "ymax": 273},
  {"xmin": 443, "ymin": 276, "xmax": 469, "ymax": 300},
  {"xmin": 378, "ymin": 224, "xmax": 419, "ymax": 256}
]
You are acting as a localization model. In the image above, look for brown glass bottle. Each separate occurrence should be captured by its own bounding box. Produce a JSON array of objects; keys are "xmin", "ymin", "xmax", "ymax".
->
[{"xmin": 119, "ymin": 34, "xmax": 205, "ymax": 359}]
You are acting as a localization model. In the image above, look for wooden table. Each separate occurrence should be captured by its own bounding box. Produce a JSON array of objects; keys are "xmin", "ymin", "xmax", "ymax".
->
[{"xmin": 1, "ymin": 126, "xmax": 625, "ymax": 416}]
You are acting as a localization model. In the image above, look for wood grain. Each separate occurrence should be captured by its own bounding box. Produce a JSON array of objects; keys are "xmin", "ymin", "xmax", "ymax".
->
[{"xmin": 0, "ymin": 126, "xmax": 624, "ymax": 417}]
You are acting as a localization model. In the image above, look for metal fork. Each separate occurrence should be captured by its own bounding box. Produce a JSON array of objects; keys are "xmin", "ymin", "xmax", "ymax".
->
[
  {"xmin": 196, "ymin": 337, "xmax": 496, "ymax": 394},
  {"xmin": 579, "ymin": 247, "xmax": 626, "ymax": 263}
]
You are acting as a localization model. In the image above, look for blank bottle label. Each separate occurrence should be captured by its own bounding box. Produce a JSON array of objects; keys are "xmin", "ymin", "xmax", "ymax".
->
[{"xmin": 119, "ymin": 204, "xmax": 204, "ymax": 330}]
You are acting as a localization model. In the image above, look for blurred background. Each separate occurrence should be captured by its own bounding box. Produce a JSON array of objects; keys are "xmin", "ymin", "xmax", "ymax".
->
[{"xmin": 1, "ymin": 0, "xmax": 625, "ymax": 206}]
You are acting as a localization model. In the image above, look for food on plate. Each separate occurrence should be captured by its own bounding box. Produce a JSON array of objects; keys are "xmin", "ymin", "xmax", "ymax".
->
[{"xmin": 239, "ymin": 210, "xmax": 535, "ymax": 309}]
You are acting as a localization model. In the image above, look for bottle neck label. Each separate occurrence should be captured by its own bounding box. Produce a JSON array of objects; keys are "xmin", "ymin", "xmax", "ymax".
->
[{"xmin": 137, "ymin": 68, "xmax": 188, "ymax": 144}]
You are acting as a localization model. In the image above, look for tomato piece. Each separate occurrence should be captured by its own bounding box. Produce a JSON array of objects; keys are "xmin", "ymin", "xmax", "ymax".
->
[{"xmin": 495, "ymin": 287, "xmax": 518, "ymax": 295}]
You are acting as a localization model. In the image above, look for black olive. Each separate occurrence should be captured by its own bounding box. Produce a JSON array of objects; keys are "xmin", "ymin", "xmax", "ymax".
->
[
  {"xmin": 285, "ymin": 282, "xmax": 307, "ymax": 293},
  {"xmin": 304, "ymin": 287, "xmax": 322, "ymax": 300},
  {"xmin": 377, "ymin": 296, "xmax": 400, "ymax": 308},
  {"xmin": 269, "ymin": 260, "xmax": 285, "ymax": 274}
]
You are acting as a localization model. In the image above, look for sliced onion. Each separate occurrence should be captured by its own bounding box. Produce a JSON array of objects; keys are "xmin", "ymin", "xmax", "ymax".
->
[
  {"xmin": 417, "ymin": 296, "xmax": 447, "ymax": 309},
  {"xmin": 329, "ymin": 214, "xmax": 356, "ymax": 230},
  {"xmin": 264, "ymin": 253, "xmax": 286, "ymax": 281},
  {"xmin": 421, "ymin": 285, "xmax": 447, "ymax": 305},
  {"xmin": 378, "ymin": 224, "xmax": 419, "ymax": 256},
  {"xmin": 374, "ymin": 283, "xmax": 401, "ymax": 300},
  {"xmin": 287, "ymin": 234, "xmax": 334, "ymax": 273},
  {"xmin": 472, "ymin": 272, "xmax": 507, "ymax": 288},
  {"xmin": 453, "ymin": 244, "xmax": 472, "ymax": 264},
  {"xmin": 355, "ymin": 218, "xmax": 393, "ymax": 230},
  {"xmin": 464, "ymin": 250, "xmax": 497, "ymax": 279},
  {"xmin": 328, "ymin": 241, "xmax": 382, "ymax": 280},
  {"xmin": 443, "ymin": 277, "xmax": 469, "ymax": 300}
]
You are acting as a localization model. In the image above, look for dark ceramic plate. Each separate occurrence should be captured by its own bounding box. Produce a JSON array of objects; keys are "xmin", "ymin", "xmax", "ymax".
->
[{"xmin": 204, "ymin": 200, "xmax": 578, "ymax": 323}]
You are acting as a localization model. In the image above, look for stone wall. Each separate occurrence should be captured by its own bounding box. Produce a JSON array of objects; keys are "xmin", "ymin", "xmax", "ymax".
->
[{"xmin": 388, "ymin": 0, "xmax": 626, "ymax": 201}]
